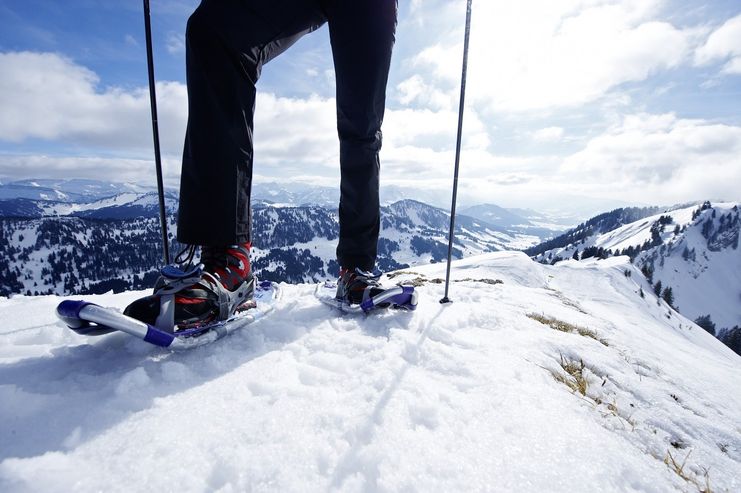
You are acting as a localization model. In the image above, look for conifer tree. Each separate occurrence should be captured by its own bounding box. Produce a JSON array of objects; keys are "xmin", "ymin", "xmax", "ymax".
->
[
  {"xmin": 662, "ymin": 286, "xmax": 674, "ymax": 307},
  {"xmin": 694, "ymin": 315, "xmax": 716, "ymax": 336}
]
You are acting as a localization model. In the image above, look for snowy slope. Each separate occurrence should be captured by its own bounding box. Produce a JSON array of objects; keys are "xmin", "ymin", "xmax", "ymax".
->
[
  {"xmin": 635, "ymin": 203, "xmax": 740, "ymax": 332},
  {"xmin": 1, "ymin": 253, "xmax": 739, "ymax": 492},
  {"xmin": 531, "ymin": 202, "xmax": 741, "ymax": 342}
]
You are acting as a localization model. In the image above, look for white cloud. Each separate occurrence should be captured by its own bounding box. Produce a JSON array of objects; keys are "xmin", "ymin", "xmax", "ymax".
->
[
  {"xmin": 1, "ymin": 46, "xmax": 737, "ymax": 212},
  {"xmin": 253, "ymin": 93, "xmax": 338, "ymax": 169},
  {"xmin": 166, "ymin": 32, "xmax": 186, "ymax": 55},
  {"xmin": 723, "ymin": 57, "xmax": 741, "ymax": 74},
  {"xmin": 562, "ymin": 112, "xmax": 741, "ymax": 203},
  {"xmin": 695, "ymin": 14, "xmax": 741, "ymax": 74},
  {"xmin": 407, "ymin": 0, "xmax": 694, "ymax": 112},
  {"xmin": 532, "ymin": 126, "xmax": 565, "ymax": 143},
  {"xmin": 0, "ymin": 154, "xmax": 181, "ymax": 187},
  {"xmin": 396, "ymin": 74, "xmax": 454, "ymax": 111},
  {"xmin": 0, "ymin": 52, "xmax": 336, "ymax": 172},
  {"xmin": 0, "ymin": 51, "xmax": 187, "ymax": 154},
  {"xmin": 384, "ymin": 106, "xmax": 489, "ymax": 150}
]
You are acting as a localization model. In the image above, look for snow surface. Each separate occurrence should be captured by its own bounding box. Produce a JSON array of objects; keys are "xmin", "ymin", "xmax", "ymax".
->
[
  {"xmin": 636, "ymin": 204, "xmax": 741, "ymax": 331},
  {"xmin": 538, "ymin": 202, "xmax": 741, "ymax": 333},
  {"xmin": 1, "ymin": 253, "xmax": 740, "ymax": 492}
]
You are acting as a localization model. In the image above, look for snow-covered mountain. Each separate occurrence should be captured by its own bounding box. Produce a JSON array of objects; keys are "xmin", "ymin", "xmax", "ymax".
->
[
  {"xmin": 0, "ymin": 179, "xmax": 562, "ymax": 241},
  {"xmin": 459, "ymin": 203, "xmax": 568, "ymax": 238},
  {"xmin": 502, "ymin": 206, "xmax": 583, "ymax": 230},
  {"xmin": 527, "ymin": 201, "xmax": 741, "ymax": 354},
  {"xmin": 1, "ymin": 253, "xmax": 739, "ymax": 492},
  {"xmin": 251, "ymin": 181, "xmax": 338, "ymax": 208},
  {"xmin": 0, "ymin": 179, "xmax": 154, "ymax": 202},
  {"xmin": 1, "ymin": 197, "xmax": 543, "ymax": 295},
  {"xmin": 0, "ymin": 191, "xmax": 179, "ymax": 220},
  {"xmin": 253, "ymin": 182, "xmax": 452, "ymax": 210},
  {"xmin": 526, "ymin": 205, "xmax": 663, "ymax": 260}
]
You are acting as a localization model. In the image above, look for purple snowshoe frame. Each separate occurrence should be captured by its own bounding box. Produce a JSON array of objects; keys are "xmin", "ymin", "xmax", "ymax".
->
[
  {"xmin": 359, "ymin": 285, "xmax": 417, "ymax": 312},
  {"xmin": 56, "ymin": 280, "xmax": 279, "ymax": 349},
  {"xmin": 317, "ymin": 281, "xmax": 417, "ymax": 314}
]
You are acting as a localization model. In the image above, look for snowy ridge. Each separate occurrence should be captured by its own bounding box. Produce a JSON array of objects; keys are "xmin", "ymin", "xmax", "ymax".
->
[
  {"xmin": 635, "ymin": 203, "xmax": 741, "ymax": 332},
  {"xmin": 530, "ymin": 202, "xmax": 741, "ymax": 352},
  {"xmin": 0, "ymin": 179, "xmax": 154, "ymax": 203},
  {"xmin": 0, "ymin": 191, "xmax": 179, "ymax": 219},
  {"xmin": 0, "ymin": 253, "xmax": 739, "ymax": 492}
]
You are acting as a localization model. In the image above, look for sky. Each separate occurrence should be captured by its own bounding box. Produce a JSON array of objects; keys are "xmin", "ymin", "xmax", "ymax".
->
[{"xmin": 0, "ymin": 0, "xmax": 740, "ymax": 212}]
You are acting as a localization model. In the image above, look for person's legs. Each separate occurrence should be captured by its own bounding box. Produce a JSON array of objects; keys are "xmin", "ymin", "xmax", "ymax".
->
[
  {"xmin": 178, "ymin": 0, "xmax": 326, "ymax": 246},
  {"xmin": 326, "ymin": 0, "xmax": 397, "ymax": 272}
]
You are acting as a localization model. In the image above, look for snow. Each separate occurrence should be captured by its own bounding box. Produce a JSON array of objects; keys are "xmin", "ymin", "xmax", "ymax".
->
[
  {"xmin": 1, "ymin": 253, "xmax": 740, "ymax": 492},
  {"xmin": 538, "ymin": 202, "xmax": 740, "ymax": 334},
  {"xmin": 641, "ymin": 204, "xmax": 741, "ymax": 331}
]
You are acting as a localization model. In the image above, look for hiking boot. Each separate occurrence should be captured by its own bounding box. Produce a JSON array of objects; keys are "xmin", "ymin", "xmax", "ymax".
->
[
  {"xmin": 200, "ymin": 242, "xmax": 253, "ymax": 292},
  {"xmin": 174, "ymin": 242, "xmax": 254, "ymax": 326},
  {"xmin": 335, "ymin": 267, "xmax": 386, "ymax": 306}
]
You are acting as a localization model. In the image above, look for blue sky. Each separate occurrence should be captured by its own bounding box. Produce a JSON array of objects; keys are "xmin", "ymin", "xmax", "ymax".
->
[{"xmin": 0, "ymin": 0, "xmax": 740, "ymax": 213}]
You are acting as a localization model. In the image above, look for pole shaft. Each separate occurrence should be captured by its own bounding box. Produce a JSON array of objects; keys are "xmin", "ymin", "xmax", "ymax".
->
[
  {"xmin": 441, "ymin": 0, "xmax": 473, "ymax": 304},
  {"xmin": 143, "ymin": 0, "xmax": 171, "ymax": 265}
]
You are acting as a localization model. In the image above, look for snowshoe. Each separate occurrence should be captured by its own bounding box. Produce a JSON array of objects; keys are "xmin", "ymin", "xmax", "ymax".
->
[
  {"xmin": 124, "ymin": 243, "xmax": 255, "ymax": 332},
  {"xmin": 316, "ymin": 268, "xmax": 418, "ymax": 313}
]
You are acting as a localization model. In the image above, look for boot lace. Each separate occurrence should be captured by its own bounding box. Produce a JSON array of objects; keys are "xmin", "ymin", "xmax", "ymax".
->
[{"xmin": 174, "ymin": 244, "xmax": 198, "ymax": 270}]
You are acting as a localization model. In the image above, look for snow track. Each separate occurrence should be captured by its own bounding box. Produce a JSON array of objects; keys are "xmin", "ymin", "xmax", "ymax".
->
[{"xmin": 0, "ymin": 252, "xmax": 739, "ymax": 492}]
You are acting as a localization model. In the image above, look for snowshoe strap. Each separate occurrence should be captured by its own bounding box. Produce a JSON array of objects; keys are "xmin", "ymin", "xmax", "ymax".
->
[
  {"xmin": 155, "ymin": 294, "xmax": 175, "ymax": 332},
  {"xmin": 154, "ymin": 264, "xmax": 204, "ymax": 295},
  {"xmin": 190, "ymin": 271, "xmax": 256, "ymax": 322},
  {"xmin": 151, "ymin": 264, "xmax": 208, "ymax": 332},
  {"xmin": 201, "ymin": 271, "xmax": 232, "ymax": 321}
]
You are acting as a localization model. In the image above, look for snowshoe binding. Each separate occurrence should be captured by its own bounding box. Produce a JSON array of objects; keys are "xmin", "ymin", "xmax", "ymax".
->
[
  {"xmin": 332, "ymin": 267, "xmax": 417, "ymax": 313},
  {"xmin": 124, "ymin": 243, "xmax": 255, "ymax": 331}
]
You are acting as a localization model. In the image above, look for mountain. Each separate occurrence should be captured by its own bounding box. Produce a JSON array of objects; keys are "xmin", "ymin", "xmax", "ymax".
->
[
  {"xmin": 0, "ymin": 196, "xmax": 542, "ymax": 295},
  {"xmin": 505, "ymin": 207, "xmax": 583, "ymax": 230},
  {"xmin": 251, "ymin": 182, "xmax": 338, "ymax": 208},
  {"xmin": 72, "ymin": 192, "xmax": 179, "ymax": 220},
  {"xmin": 1, "ymin": 253, "xmax": 739, "ymax": 491},
  {"xmin": 634, "ymin": 202, "xmax": 740, "ymax": 338},
  {"xmin": 0, "ymin": 179, "xmax": 563, "ymax": 243},
  {"xmin": 252, "ymin": 182, "xmax": 451, "ymax": 209},
  {"xmin": 459, "ymin": 203, "xmax": 564, "ymax": 238},
  {"xmin": 459, "ymin": 203, "xmax": 532, "ymax": 228},
  {"xmin": 525, "ymin": 206, "xmax": 663, "ymax": 258},
  {"xmin": 250, "ymin": 198, "xmax": 546, "ymax": 280},
  {"xmin": 526, "ymin": 201, "xmax": 741, "ymax": 355},
  {"xmin": 0, "ymin": 178, "xmax": 155, "ymax": 202},
  {"xmin": 0, "ymin": 187, "xmax": 178, "ymax": 220}
]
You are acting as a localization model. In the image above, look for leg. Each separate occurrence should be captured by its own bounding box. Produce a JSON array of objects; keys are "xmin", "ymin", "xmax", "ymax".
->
[
  {"xmin": 178, "ymin": 0, "xmax": 326, "ymax": 246},
  {"xmin": 327, "ymin": 0, "xmax": 397, "ymax": 271}
]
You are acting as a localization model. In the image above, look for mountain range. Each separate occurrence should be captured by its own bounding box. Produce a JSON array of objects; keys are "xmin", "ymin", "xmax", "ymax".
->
[{"xmin": 0, "ymin": 179, "xmax": 554, "ymax": 296}]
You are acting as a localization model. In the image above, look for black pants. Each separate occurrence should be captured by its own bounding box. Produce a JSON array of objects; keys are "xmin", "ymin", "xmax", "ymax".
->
[{"xmin": 177, "ymin": 0, "xmax": 397, "ymax": 272}]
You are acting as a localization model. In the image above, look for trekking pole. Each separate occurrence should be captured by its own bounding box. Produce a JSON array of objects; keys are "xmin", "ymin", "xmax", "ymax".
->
[
  {"xmin": 143, "ymin": 0, "xmax": 171, "ymax": 265},
  {"xmin": 440, "ymin": 0, "xmax": 473, "ymax": 304}
]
